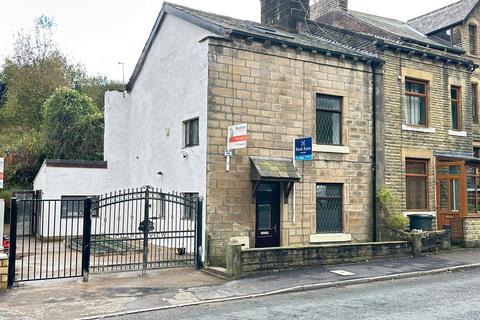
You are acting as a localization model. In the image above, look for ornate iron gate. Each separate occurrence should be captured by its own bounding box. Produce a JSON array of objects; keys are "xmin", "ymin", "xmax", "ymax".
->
[{"xmin": 8, "ymin": 187, "xmax": 203, "ymax": 287}]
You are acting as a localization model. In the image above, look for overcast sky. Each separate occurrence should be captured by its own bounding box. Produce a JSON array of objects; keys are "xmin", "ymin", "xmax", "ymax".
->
[{"xmin": 0, "ymin": 0, "xmax": 460, "ymax": 82}]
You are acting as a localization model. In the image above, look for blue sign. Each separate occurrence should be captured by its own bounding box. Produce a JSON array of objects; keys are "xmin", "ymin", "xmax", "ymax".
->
[{"xmin": 294, "ymin": 137, "xmax": 313, "ymax": 161}]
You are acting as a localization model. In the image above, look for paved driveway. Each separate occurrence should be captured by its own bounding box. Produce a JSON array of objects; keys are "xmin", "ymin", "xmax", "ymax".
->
[{"xmin": 0, "ymin": 268, "xmax": 223, "ymax": 320}]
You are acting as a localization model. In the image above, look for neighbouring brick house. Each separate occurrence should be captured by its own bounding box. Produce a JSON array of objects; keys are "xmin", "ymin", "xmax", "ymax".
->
[{"xmin": 313, "ymin": 0, "xmax": 480, "ymax": 243}]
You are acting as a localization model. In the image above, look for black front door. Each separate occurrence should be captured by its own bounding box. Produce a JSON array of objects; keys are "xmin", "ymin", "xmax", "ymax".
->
[{"xmin": 255, "ymin": 183, "xmax": 280, "ymax": 248}]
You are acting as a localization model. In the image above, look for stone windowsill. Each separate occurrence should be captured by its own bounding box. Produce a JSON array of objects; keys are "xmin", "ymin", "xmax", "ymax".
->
[
  {"xmin": 313, "ymin": 144, "xmax": 350, "ymax": 154},
  {"xmin": 448, "ymin": 130, "xmax": 467, "ymax": 137},
  {"xmin": 402, "ymin": 211, "xmax": 436, "ymax": 217},
  {"xmin": 309, "ymin": 233, "xmax": 352, "ymax": 243},
  {"xmin": 402, "ymin": 124, "xmax": 436, "ymax": 134}
]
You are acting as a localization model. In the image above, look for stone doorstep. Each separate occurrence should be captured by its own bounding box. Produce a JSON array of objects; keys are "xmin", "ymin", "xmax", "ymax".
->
[{"xmin": 203, "ymin": 266, "xmax": 229, "ymax": 279}]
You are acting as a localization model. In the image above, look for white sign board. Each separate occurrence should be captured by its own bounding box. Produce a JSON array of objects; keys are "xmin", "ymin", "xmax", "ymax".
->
[
  {"xmin": 0, "ymin": 158, "xmax": 3, "ymax": 189},
  {"xmin": 227, "ymin": 123, "xmax": 247, "ymax": 150}
]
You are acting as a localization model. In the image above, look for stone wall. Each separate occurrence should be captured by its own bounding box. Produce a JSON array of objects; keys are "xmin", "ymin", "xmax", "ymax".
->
[
  {"xmin": 377, "ymin": 51, "xmax": 472, "ymax": 220},
  {"xmin": 226, "ymin": 241, "xmax": 412, "ymax": 276},
  {"xmin": 452, "ymin": 6, "xmax": 480, "ymax": 143},
  {"xmin": 0, "ymin": 254, "xmax": 8, "ymax": 289},
  {"xmin": 464, "ymin": 216, "xmax": 480, "ymax": 247},
  {"xmin": 205, "ymin": 36, "xmax": 374, "ymax": 266}
]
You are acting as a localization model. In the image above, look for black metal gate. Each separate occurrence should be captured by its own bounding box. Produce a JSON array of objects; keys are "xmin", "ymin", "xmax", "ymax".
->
[{"xmin": 7, "ymin": 187, "xmax": 203, "ymax": 287}]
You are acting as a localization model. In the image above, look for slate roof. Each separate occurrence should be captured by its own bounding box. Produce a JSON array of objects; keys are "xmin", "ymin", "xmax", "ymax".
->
[
  {"xmin": 166, "ymin": 3, "xmax": 376, "ymax": 59},
  {"xmin": 349, "ymin": 10, "xmax": 461, "ymax": 52},
  {"xmin": 408, "ymin": 0, "xmax": 480, "ymax": 35},
  {"xmin": 250, "ymin": 157, "xmax": 301, "ymax": 181},
  {"xmin": 127, "ymin": 2, "xmax": 380, "ymax": 91}
]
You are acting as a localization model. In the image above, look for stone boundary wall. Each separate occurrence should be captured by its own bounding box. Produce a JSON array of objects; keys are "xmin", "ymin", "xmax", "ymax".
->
[
  {"xmin": 464, "ymin": 216, "xmax": 480, "ymax": 248},
  {"xmin": 0, "ymin": 254, "xmax": 7, "ymax": 289},
  {"xmin": 382, "ymin": 227, "xmax": 451, "ymax": 254},
  {"xmin": 226, "ymin": 241, "xmax": 412, "ymax": 277}
]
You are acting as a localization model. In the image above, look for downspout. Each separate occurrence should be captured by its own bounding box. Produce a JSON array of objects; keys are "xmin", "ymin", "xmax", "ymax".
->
[{"xmin": 371, "ymin": 61, "xmax": 378, "ymax": 242}]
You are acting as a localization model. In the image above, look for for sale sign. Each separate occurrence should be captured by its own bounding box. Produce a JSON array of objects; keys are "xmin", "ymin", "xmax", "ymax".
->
[
  {"xmin": 227, "ymin": 123, "xmax": 248, "ymax": 150},
  {"xmin": 0, "ymin": 158, "xmax": 4, "ymax": 189},
  {"xmin": 294, "ymin": 137, "xmax": 313, "ymax": 161}
]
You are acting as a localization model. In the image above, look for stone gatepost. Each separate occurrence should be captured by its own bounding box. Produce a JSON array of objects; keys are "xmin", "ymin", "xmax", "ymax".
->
[
  {"xmin": 0, "ymin": 253, "xmax": 7, "ymax": 289},
  {"xmin": 464, "ymin": 217, "xmax": 480, "ymax": 248},
  {"xmin": 226, "ymin": 244, "xmax": 242, "ymax": 278}
]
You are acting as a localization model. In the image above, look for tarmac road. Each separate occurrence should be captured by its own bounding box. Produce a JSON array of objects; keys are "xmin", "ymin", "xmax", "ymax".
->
[{"xmin": 115, "ymin": 268, "xmax": 480, "ymax": 320}]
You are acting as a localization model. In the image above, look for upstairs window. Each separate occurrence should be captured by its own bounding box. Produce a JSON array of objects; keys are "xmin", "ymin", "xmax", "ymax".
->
[
  {"xmin": 405, "ymin": 79, "xmax": 428, "ymax": 126},
  {"xmin": 473, "ymin": 83, "xmax": 478, "ymax": 124},
  {"xmin": 470, "ymin": 24, "xmax": 477, "ymax": 55},
  {"xmin": 451, "ymin": 86, "xmax": 461, "ymax": 130},
  {"xmin": 316, "ymin": 94, "xmax": 342, "ymax": 145},
  {"xmin": 183, "ymin": 118, "xmax": 199, "ymax": 147}
]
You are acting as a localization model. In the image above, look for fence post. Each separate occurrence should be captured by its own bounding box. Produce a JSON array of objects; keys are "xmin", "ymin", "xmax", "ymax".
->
[
  {"xmin": 142, "ymin": 187, "xmax": 150, "ymax": 275},
  {"xmin": 82, "ymin": 198, "xmax": 92, "ymax": 282},
  {"xmin": 195, "ymin": 197, "xmax": 203, "ymax": 270},
  {"xmin": 7, "ymin": 198, "xmax": 18, "ymax": 289}
]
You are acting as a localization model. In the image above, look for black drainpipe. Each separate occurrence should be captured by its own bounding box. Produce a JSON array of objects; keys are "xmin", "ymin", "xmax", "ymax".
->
[{"xmin": 371, "ymin": 61, "xmax": 378, "ymax": 242}]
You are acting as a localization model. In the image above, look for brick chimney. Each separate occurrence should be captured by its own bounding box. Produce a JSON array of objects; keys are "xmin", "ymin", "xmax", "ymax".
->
[
  {"xmin": 260, "ymin": 0, "xmax": 310, "ymax": 33},
  {"xmin": 310, "ymin": 0, "xmax": 348, "ymax": 20}
]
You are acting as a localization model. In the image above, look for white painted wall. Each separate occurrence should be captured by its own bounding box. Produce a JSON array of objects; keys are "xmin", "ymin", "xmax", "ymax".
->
[
  {"xmin": 119, "ymin": 14, "xmax": 211, "ymax": 193},
  {"xmin": 33, "ymin": 163, "xmax": 108, "ymax": 199},
  {"xmin": 33, "ymin": 13, "xmax": 213, "ymax": 257},
  {"xmin": 104, "ymin": 91, "xmax": 130, "ymax": 190}
]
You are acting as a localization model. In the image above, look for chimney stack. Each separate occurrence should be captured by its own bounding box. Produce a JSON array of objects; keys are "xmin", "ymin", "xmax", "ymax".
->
[
  {"xmin": 310, "ymin": 0, "xmax": 348, "ymax": 20},
  {"xmin": 260, "ymin": 0, "xmax": 310, "ymax": 33}
]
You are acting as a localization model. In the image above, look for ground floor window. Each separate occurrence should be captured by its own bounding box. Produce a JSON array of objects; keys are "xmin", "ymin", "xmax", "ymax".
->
[
  {"xmin": 316, "ymin": 184, "xmax": 343, "ymax": 233},
  {"xmin": 182, "ymin": 193, "xmax": 198, "ymax": 220},
  {"xmin": 474, "ymin": 147, "xmax": 480, "ymax": 159},
  {"xmin": 60, "ymin": 195, "xmax": 99, "ymax": 218},
  {"xmin": 467, "ymin": 164, "xmax": 480, "ymax": 213},
  {"xmin": 405, "ymin": 159, "xmax": 429, "ymax": 210}
]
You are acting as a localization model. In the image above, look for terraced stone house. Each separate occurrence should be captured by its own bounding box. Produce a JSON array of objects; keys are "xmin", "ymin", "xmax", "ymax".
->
[{"xmin": 313, "ymin": 0, "xmax": 480, "ymax": 244}]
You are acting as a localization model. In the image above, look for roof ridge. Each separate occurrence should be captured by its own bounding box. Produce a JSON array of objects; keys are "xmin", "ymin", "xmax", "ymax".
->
[
  {"xmin": 349, "ymin": 9, "xmax": 407, "ymax": 24},
  {"xmin": 408, "ymin": 0, "xmax": 478, "ymax": 23}
]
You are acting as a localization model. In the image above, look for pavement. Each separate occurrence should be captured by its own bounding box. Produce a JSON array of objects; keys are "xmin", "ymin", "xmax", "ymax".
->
[
  {"xmin": 1, "ymin": 248, "xmax": 480, "ymax": 320},
  {"xmin": 113, "ymin": 268, "xmax": 480, "ymax": 320}
]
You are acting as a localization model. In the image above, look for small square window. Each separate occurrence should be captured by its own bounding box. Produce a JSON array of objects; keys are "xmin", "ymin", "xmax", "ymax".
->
[{"xmin": 184, "ymin": 118, "xmax": 199, "ymax": 147}]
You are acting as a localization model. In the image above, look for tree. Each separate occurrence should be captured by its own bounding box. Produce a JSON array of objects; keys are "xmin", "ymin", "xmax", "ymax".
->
[
  {"xmin": 42, "ymin": 87, "xmax": 103, "ymax": 161},
  {"xmin": 0, "ymin": 16, "xmax": 71, "ymax": 128},
  {"xmin": 75, "ymin": 75, "xmax": 124, "ymax": 110}
]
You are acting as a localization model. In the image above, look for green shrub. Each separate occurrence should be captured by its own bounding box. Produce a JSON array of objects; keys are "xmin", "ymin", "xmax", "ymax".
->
[
  {"xmin": 377, "ymin": 186, "xmax": 409, "ymax": 231},
  {"xmin": 41, "ymin": 87, "xmax": 103, "ymax": 160}
]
